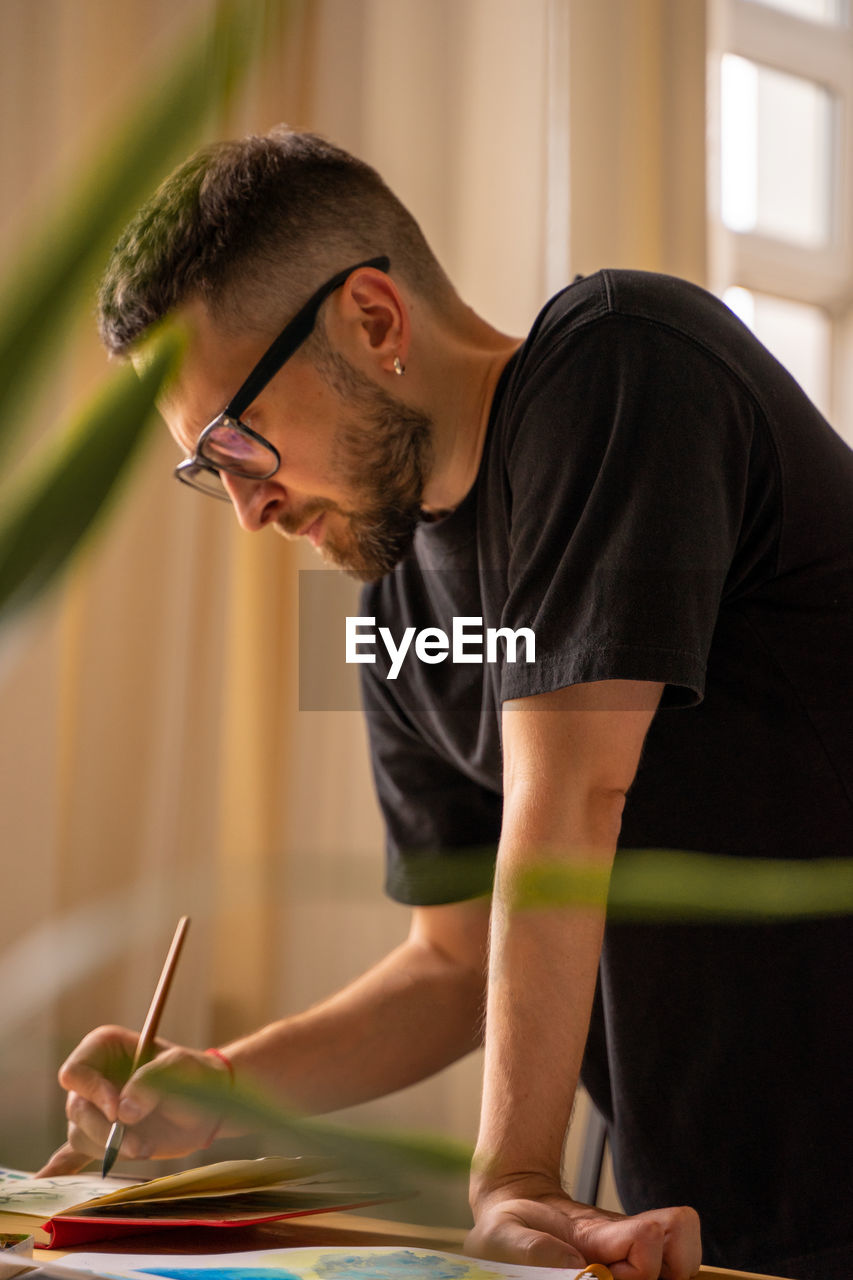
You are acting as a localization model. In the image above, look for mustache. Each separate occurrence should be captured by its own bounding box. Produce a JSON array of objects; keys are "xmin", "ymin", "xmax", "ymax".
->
[{"xmin": 274, "ymin": 501, "xmax": 332, "ymax": 539}]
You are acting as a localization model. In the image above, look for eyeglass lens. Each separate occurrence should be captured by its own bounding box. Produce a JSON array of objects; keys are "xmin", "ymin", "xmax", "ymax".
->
[
  {"xmin": 180, "ymin": 465, "xmax": 230, "ymax": 498},
  {"xmin": 200, "ymin": 419, "xmax": 277, "ymax": 478}
]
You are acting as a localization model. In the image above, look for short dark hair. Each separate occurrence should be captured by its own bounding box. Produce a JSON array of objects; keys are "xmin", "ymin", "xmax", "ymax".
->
[{"xmin": 98, "ymin": 126, "xmax": 454, "ymax": 355}]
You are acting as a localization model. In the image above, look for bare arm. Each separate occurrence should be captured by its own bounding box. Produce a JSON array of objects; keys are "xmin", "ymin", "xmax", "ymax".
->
[
  {"xmin": 222, "ymin": 896, "xmax": 489, "ymax": 1111},
  {"xmin": 468, "ymin": 679, "xmax": 702, "ymax": 1280},
  {"xmin": 40, "ymin": 897, "xmax": 489, "ymax": 1173}
]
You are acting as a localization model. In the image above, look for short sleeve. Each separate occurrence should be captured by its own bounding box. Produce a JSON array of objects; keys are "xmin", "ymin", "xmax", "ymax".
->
[
  {"xmin": 498, "ymin": 312, "xmax": 767, "ymax": 706},
  {"xmin": 360, "ymin": 660, "xmax": 501, "ymax": 905}
]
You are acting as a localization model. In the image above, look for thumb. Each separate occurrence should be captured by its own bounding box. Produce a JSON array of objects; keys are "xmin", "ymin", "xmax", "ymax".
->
[
  {"xmin": 116, "ymin": 1063, "xmax": 164, "ymax": 1125},
  {"xmin": 506, "ymin": 1229, "xmax": 587, "ymax": 1269},
  {"xmin": 466, "ymin": 1212, "xmax": 587, "ymax": 1269}
]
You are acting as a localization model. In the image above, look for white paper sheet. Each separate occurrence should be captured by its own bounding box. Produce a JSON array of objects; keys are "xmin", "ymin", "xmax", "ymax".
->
[{"xmin": 55, "ymin": 1245, "xmax": 610, "ymax": 1280}]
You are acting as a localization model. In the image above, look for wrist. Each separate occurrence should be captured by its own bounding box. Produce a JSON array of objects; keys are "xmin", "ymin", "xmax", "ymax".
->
[
  {"xmin": 205, "ymin": 1046, "xmax": 236, "ymax": 1084},
  {"xmin": 203, "ymin": 1047, "xmax": 235, "ymax": 1146},
  {"xmin": 469, "ymin": 1163, "xmax": 565, "ymax": 1213}
]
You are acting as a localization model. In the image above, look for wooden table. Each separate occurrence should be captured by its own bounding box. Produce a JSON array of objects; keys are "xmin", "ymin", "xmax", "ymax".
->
[{"xmin": 36, "ymin": 1210, "xmax": 796, "ymax": 1280}]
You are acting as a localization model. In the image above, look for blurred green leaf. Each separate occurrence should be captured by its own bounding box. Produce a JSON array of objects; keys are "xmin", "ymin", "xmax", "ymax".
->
[
  {"xmin": 0, "ymin": 0, "xmax": 294, "ymax": 450},
  {"xmin": 0, "ymin": 0, "xmax": 295, "ymax": 628},
  {"xmin": 508, "ymin": 863, "xmax": 611, "ymax": 913},
  {"xmin": 153, "ymin": 1065, "xmax": 472, "ymax": 1192},
  {"xmin": 0, "ymin": 324, "xmax": 185, "ymax": 627},
  {"xmin": 513, "ymin": 849, "xmax": 853, "ymax": 922}
]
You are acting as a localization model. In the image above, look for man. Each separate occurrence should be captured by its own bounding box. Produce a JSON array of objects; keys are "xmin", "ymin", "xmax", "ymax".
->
[{"xmin": 40, "ymin": 127, "xmax": 852, "ymax": 1280}]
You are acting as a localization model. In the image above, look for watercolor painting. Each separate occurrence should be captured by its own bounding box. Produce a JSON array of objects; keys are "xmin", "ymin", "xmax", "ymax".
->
[
  {"xmin": 142, "ymin": 1252, "xmax": 485, "ymax": 1280},
  {"xmin": 0, "ymin": 1170, "xmax": 127, "ymax": 1216},
  {"xmin": 138, "ymin": 1250, "xmax": 503, "ymax": 1280},
  {"xmin": 62, "ymin": 1246, "xmax": 608, "ymax": 1280}
]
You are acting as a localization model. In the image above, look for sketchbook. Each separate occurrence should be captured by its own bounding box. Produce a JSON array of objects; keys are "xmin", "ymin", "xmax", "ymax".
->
[
  {"xmin": 35, "ymin": 1244, "xmax": 614, "ymax": 1280},
  {"xmin": 0, "ymin": 1159, "xmax": 386, "ymax": 1249}
]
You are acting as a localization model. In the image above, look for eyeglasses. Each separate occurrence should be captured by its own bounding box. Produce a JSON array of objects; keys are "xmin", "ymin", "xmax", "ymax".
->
[{"xmin": 174, "ymin": 255, "xmax": 391, "ymax": 499}]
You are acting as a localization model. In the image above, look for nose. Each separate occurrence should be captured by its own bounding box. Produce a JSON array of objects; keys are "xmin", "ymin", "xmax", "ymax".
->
[{"xmin": 220, "ymin": 473, "xmax": 286, "ymax": 532}]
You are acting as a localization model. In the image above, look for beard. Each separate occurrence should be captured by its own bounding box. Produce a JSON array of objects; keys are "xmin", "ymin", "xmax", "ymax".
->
[{"xmin": 283, "ymin": 338, "xmax": 433, "ymax": 582}]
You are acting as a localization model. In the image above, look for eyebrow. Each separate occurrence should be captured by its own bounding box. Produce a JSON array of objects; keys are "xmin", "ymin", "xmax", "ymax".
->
[{"xmin": 163, "ymin": 403, "xmax": 209, "ymax": 457}]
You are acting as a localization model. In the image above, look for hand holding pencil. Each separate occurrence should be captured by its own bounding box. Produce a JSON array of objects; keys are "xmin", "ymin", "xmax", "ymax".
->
[{"xmin": 37, "ymin": 917, "xmax": 234, "ymax": 1178}]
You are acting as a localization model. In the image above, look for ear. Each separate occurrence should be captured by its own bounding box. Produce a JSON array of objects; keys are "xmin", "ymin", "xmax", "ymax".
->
[{"xmin": 331, "ymin": 266, "xmax": 410, "ymax": 375}]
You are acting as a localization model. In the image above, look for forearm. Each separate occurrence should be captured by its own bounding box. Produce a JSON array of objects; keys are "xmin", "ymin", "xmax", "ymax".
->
[
  {"xmin": 473, "ymin": 786, "xmax": 621, "ymax": 1192},
  {"xmin": 219, "ymin": 907, "xmax": 487, "ymax": 1114},
  {"xmin": 465, "ymin": 686, "xmax": 701, "ymax": 1276}
]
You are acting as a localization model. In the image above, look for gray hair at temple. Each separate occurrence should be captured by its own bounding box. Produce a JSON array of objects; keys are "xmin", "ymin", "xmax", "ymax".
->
[{"xmin": 97, "ymin": 125, "xmax": 456, "ymax": 356}]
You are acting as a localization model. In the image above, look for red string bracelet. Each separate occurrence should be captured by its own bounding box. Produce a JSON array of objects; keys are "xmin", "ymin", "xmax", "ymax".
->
[
  {"xmin": 206, "ymin": 1046, "xmax": 235, "ymax": 1085},
  {"xmin": 203, "ymin": 1047, "xmax": 235, "ymax": 1145}
]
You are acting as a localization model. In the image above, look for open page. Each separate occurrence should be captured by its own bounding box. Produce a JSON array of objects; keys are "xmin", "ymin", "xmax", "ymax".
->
[
  {"xmin": 0, "ymin": 1160, "xmax": 315, "ymax": 1221},
  {"xmin": 0, "ymin": 1170, "xmax": 133, "ymax": 1223}
]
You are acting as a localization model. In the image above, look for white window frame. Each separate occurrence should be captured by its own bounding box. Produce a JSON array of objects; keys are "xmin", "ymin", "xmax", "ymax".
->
[{"xmin": 708, "ymin": 0, "xmax": 853, "ymax": 438}]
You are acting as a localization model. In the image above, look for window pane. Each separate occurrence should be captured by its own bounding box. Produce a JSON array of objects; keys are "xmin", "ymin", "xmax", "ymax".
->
[
  {"xmin": 724, "ymin": 287, "xmax": 832, "ymax": 416},
  {"xmin": 721, "ymin": 55, "xmax": 835, "ymax": 247},
  {"xmin": 744, "ymin": 0, "xmax": 849, "ymax": 24}
]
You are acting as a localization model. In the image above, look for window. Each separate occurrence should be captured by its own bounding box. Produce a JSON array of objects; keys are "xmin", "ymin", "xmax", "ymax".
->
[
  {"xmin": 708, "ymin": 0, "xmax": 853, "ymax": 441},
  {"xmin": 724, "ymin": 285, "xmax": 833, "ymax": 411},
  {"xmin": 745, "ymin": 0, "xmax": 849, "ymax": 24},
  {"xmin": 720, "ymin": 54, "xmax": 835, "ymax": 247}
]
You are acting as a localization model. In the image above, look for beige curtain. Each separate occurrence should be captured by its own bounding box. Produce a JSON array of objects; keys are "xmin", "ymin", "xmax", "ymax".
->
[
  {"xmin": 0, "ymin": 0, "xmax": 707, "ymax": 1202},
  {"xmin": 0, "ymin": 0, "xmax": 318, "ymax": 1167},
  {"xmin": 567, "ymin": 0, "xmax": 707, "ymax": 281}
]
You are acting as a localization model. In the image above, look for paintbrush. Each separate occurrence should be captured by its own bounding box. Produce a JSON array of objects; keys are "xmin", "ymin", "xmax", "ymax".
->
[{"xmin": 102, "ymin": 916, "xmax": 190, "ymax": 1177}]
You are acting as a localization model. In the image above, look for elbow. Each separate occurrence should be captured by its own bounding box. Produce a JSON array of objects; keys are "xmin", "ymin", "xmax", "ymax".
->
[
  {"xmin": 502, "ymin": 778, "xmax": 628, "ymax": 862},
  {"xmin": 586, "ymin": 783, "xmax": 628, "ymax": 848}
]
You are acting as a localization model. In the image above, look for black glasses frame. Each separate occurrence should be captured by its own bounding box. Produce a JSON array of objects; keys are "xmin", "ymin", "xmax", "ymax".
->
[{"xmin": 175, "ymin": 255, "xmax": 391, "ymax": 498}]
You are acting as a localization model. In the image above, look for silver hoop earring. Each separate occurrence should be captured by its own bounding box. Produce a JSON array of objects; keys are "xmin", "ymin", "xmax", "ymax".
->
[{"xmin": 393, "ymin": 356, "xmax": 405, "ymax": 376}]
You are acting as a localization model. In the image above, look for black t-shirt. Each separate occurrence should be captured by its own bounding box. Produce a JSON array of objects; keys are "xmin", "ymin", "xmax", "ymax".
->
[{"xmin": 360, "ymin": 270, "xmax": 853, "ymax": 1276}]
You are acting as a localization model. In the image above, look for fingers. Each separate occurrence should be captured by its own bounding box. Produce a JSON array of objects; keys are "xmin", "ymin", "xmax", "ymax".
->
[
  {"xmin": 57, "ymin": 1025, "xmax": 139, "ymax": 1120},
  {"xmin": 49, "ymin": 1026, "xmax": 211, "ymax": 1166},
  {"xmin": 65, "ymin": 1062, "xmax": 121, "ymax": 1122},
  {"xmin": 587, "ymin": 1215, "xmax": 665, "ymax": 1280},
  {"xmin": 115, "ymin": 1070, "xmax": 163, "ymax": 1126},
  {"xmin": 658, "ymin": 1206, "xmax": 702, "ymax": 1280},
  {"xmin": 49, "ymin": 1030, "xmax": 233, "ymax": 1166},
  {"xmin": 116, "ymin": 1047, "xmax": 230, "ymax": 1158},
  {"xmin": 615, "ymin": 1206, "xmax": 701, "ymax": 1280},
  {"xmin": 578, "ymin": 1205, "xmax": 702, "ymax": 1280},
  {"xmin": 468, "ymin": 1190, "xmax": 702, "ymax": 1280},
  {"xmin": 64, "ymin": 1090, "xmax": 155, "ymax": 1161},
  {"xmin": 61, "ymin": 1025, "xmax": 183, "ymax": 1131},
  {"xmin": 66, "ymin": 1090, "xmax": 112, "ymax": 1151},
  {"xmin": 128, "ymin": 1047, "xmax": 215, "ymax": 1124}
]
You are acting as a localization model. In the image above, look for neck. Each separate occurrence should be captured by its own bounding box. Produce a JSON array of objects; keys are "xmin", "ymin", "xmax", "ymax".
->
[{"xmin": 414, "ymin": 299, "xmax": 522, "ymax": 515}]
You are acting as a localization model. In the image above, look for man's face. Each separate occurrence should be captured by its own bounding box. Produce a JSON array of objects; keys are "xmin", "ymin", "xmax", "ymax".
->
[{"xmin": 162, "ymin": 300, "xmax": 432, "ymax": 582}]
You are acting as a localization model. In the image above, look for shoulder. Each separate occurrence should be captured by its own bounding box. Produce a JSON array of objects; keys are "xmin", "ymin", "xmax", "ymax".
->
[
  {"xmin": 513, "ymin": 269, "xmax": 752, "ymax": 382},
  {"xmin": 490, "ymin": 270, "xmax": 762, "ymax": 472},
  {"xmin": 509, "ymin": 269, "xmax": 815, "ymax": 430}
]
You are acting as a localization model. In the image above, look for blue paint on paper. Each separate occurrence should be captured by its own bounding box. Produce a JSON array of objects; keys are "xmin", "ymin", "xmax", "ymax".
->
[{"xmin": 141, "ymin": 1270, "xmax": 301, "ymax": 1280}]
